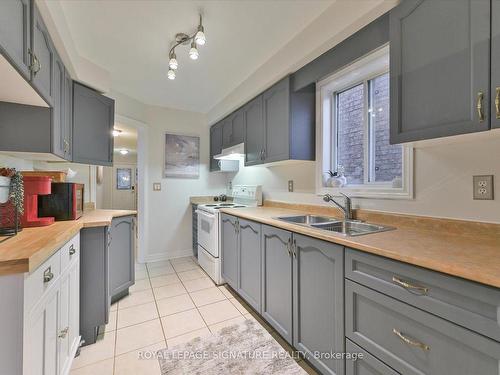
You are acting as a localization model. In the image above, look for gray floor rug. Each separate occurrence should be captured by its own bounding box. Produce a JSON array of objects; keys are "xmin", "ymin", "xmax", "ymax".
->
[{"xmin": 158, "ymin": 319, "xmax": 306, "ymax": 374}]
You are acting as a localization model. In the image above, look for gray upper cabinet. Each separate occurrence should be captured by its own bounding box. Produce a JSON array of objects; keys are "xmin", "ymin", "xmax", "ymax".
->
[
  {"xmin": 492, "ymin": 0, "xmax": 500, "ymax": 129},
  {"xmin": 244, "ymin": 95, "xmax": 265, "ymax": 166},
  {"xmin": 293, "ymin": 234, "xmax": 344, "ymax": 375},
  {"xmin": 109, "ymin": 216, "xmax": 135, "ymax": 302},
  {"xmin": 0, "ymin": 0, "xmax": 31, "ymax": 79},
  {"xmin": 261, "ymin": 225, "xmax": 293, "ymax": 344},
  {"xmin": 390, "ymin": 0, "xmax": 491, "ymax": 143},
  {"xmin": 63, "ymin": 69, "xmax": 73, "ymax": 160},
  {"xmin": 237, "ymin": 218, "xmax": 261, "ymax": 312},
  {"xmin": 222, "ymin": 109, "xmax": 245, "ymax": 149},
  {"xmin": 209, "ymin": 122, "xmax": 223, "ymax": 171},
  {"xmin": 72, "ymin": 82, "xmax": 115, "ymax": 166},
  {"xmin": 31, "ymin": 2, "xmax": 55, "ymax": 106},
  {"xmin": 263, "ymin": 77, "xmax": 290, "ymax": 163},
  {"xmin": 52, "ymin": 51, "xmax": 65, "ymax": 159},
  {"xmin": 221, "ymin": 214, "xmax": 238, "ymax": 289}
]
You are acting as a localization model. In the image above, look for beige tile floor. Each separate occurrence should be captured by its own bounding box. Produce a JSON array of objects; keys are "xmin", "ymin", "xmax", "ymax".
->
[{"xmin": 70, "ymin": 256, "xmax": 316, "ymax": 375}]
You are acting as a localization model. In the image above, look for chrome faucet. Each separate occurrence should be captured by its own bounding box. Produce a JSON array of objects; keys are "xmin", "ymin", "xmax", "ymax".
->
[{"xmin": 323, "ymin": 193, "xmax": 352, "ymax": 220}]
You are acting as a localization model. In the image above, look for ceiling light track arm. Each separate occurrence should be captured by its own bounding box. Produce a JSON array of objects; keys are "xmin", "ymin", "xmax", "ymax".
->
[{"xmin": 167, "ymin": 14, "xmax": 206, "ymax": 79}]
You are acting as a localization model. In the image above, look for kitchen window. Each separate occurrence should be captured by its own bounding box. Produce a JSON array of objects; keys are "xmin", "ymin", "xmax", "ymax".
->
[{"xmin": 316, "ymin": 45, "xmax": 413, "ymax": 199}]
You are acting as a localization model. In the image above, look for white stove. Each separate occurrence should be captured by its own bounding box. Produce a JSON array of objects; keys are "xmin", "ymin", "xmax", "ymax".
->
[{"xmin": 196, "ymin": 185, "xmax": 262, "ymax": 284}]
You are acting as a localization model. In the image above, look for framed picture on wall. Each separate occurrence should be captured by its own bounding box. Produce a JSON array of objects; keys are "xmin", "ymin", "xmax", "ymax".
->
[
  {"xmin": 116, "ymin": 168, "xmax": 132, "ymax": 190},
  {"xmin": 164, "ymin": 133, "xmax": 200, "ymax": 178}
]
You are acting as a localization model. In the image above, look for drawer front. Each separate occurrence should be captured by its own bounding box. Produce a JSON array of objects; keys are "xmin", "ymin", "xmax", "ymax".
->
[
  {"xmin": 346, "ymin": 280, "xmax": 500, "ymax": 375},
  {"xmin": 24, "ymin": 250, "xmax": 61, "ymax": 311},
  {"xmin": 346, "ymin": 339, "xmax": 400, "ymax": 375},
  {"xmin": 345, "ymin": 248, "xmax": 500, "ymax": 341},
  {"xmin": 60, "ymin": 233, "xmax": 80, "ymax": 271}
]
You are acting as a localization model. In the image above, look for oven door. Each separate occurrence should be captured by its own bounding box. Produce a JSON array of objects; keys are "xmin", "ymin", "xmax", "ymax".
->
[{"xmin": 196, "ymin": 209, "xmax": 219, "ymax": 258}]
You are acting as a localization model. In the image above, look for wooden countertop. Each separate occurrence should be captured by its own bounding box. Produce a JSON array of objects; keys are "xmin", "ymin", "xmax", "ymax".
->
[
  {"xmin": 220, "ymin": 206, "xmax": 500, "ymax": 289},
  {"xmin": 0, "ymin": 209, "xmax": 136, "ymax": 276}
]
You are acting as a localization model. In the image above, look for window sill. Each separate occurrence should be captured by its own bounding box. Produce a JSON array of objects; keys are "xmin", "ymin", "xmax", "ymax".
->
[{"xmin": 317, "ymin": 185, "xmax": 413, "ymax": 200}]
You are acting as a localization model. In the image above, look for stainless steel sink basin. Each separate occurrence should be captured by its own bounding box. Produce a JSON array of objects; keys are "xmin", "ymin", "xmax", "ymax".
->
[
  {"xmin": 310, "ymin": 220, "xmax": 393, "ymax": 236},
  {"xmin": 276, "ymin": 215, "xmax": 338, "ymax": 225},
  {"xmin": 275, "ymin": 215, "xmax": 394, "ymax": 236}
]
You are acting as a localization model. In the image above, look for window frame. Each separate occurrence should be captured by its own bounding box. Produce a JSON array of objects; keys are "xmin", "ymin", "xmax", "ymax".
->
[{"xmin": 316, "ymin": 45, "xmax": 414, "ymax": 199}]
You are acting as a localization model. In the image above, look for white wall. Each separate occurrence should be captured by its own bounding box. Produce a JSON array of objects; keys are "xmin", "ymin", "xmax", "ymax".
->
[
  {"xmin": 141, "ymin": 105, "xmax": 227, "ymax": 261},
  {"xmin": 228, "ymin": 132, "xmax": 500, "ymax": 224}
]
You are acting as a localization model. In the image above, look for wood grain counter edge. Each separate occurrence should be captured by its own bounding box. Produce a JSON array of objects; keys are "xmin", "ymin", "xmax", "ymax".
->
[{"xmin": 0, "ymin": 210, "xmax": 137, "ymax": 276}]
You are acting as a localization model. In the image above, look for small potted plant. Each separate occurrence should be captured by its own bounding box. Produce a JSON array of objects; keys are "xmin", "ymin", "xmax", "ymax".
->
[{"xmin": 0, "ymin": 168, "xmax": 24, "ymax": 213}]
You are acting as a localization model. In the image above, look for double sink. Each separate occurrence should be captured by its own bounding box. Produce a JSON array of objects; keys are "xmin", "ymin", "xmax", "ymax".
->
[{"xmin": 276, "ymin": 215, "xmax": 394, "ymax": 236}]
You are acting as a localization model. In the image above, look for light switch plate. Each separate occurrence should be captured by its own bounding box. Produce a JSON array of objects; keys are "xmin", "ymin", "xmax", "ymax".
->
[
  {"xmin": 153, "ymin": 182, "xmax": 161, "ymax": 191},
  {"xmin": 473, "ymin": 175, "xmax": 494, "ymax": 200},
  {"xmin": 288, "ymin": 180, "xmax": 294, "ymax": 192}
]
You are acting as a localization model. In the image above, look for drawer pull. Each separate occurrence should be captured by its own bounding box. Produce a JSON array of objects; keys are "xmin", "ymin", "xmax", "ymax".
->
[
  {"xmin": 69, "ymin": 245, "xmax": 76, "ymax": 256},
  {"xmin": 392, "ymin": 276, "xmax": 428, "ymax": 295},
  {"xmin": 393, "ymin": 328, "xmax": 430, "ymax": 351},
  {"xmin": 496, "ymin": 87, "xmax": 500, "ymax": 119},
  {"xmin": 58, "ymin": 327, "xmax": 69, "ymax": 339},
  {"xmin": 43, "ymin": 267, "xmax": 54, "ymax": 283},
  {"xmin": 477, "ymin": 91, "xmax": 485, "ymax": 122}
]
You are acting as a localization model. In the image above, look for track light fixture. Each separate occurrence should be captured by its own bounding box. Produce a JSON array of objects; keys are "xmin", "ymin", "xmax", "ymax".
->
[{"xmin": 168, "ymin": 14, "xmax": 206, "ymax": 80}]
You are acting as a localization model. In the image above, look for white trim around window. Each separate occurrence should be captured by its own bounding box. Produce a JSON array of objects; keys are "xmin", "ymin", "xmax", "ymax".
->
[{"xmin": 315, "ymin": 45, "xmax": 414, "ymax": 199}]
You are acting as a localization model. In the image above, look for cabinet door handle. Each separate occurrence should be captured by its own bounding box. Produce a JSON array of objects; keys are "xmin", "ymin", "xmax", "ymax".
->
[
  {"xmin": 286, "ymin": 238, "xmax": 292, "ymax": 257},
  {"xmin": 58, "ymin": 327, "xmax": 69, "ymax": 339},
  {"xmin": 69, "ymin": 244, "xmax": 76, "ymax": 256},
  {"xmin": 292, "ymin": 239, "xmax": 297, "ymax": 258},
  {"xmin": 476, "ymin": 91, "xmax": 485, "ymax": 122},
  {"xmin": 392, "ymin": 276, "xmax": 428, "ymax": 295},
  {"xmin": 495, "ymin": 87, "xmax": 500, "ymax": 119},
  {"xmin": 393, "ymin": 329, "xmax": 430, "ymax": 351},
  {"xmin": 43, "ymin": 267, "xmax": 54, "ymax": 283}
]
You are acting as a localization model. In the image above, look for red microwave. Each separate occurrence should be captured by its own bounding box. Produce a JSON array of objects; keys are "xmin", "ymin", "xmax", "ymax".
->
[{"xmin": 38, "ymin": 183, "xmax": 84, "ymax": 220}]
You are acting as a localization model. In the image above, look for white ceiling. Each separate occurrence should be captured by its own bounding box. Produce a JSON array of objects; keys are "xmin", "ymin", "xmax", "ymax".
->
[{"xmin": 59, "ymin": 0, "xmax": 335, "ymax": 113}]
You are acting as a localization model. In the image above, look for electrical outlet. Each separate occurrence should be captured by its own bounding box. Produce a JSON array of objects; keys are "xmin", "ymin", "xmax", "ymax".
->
[
  {"xmin": 153, "ymin": 182, "xmax": 161, "ymax": 191},
  {"xmin": 473, "ymin": 175, "xmax": 494, "ymax": 200},
  {"xmin": 288, "ymin": 180, "xmax": 294, "ymax": 192}
]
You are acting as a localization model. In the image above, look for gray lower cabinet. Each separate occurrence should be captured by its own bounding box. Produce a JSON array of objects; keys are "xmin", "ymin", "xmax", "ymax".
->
[
  {"xmin": 293, "ymin": 234, "xmax": 344, "ymax": 375},
  {"xmin": 109, "ymin": 216, "xmax": 135, "ymax": 303},
  {"xmin": 0, "ymin": 0, "xmax": 31, "ymax": 79},
  {"xmin": 261, "ymin": 225, "xmax": 293, "ymax": 344},
  {"xmin": 493, "ymin": 0, "xmax": 500, "ymax": 129},
  {"xmin": 346, "ymin": 280, "xmax": 500, "ymax": 375},
  {"xmin": 192, "ymin": 204, "xmax": 198, "ymax": 256},
  {"xmin": 237, "ymin": 218, "xmax": 261, "ymax": 312},
  {"xmin": 31, "ymin": 2, "xmax": 55, "ymax": 106},
  {"xmin": 209, "ymin": 123, "xmax": 223, "ymax": 171},
  {"xmin": 345, "ymin": 339, "xmax": 400, "ymax": 375},
  {"xmin": 390, "ymin": 0, "xmax": 491, "ymax": 143},
  {"xmin": 80, "ymin": 226, "xmax": 110, "ymax": 346},
  {"xmin": 72, "ymin": 82, "xmax": 115, "ymax": 166},
  {"xmin": 221, "ymin": 213, "xmax": 238, "ymax": 289},
  {"xmin": 345, "ymin": 248, "xmax": 500, "ymax": 342},
  {"xmin": 244, "ymin": 95, "xmax": 265, "ymax": 166}
]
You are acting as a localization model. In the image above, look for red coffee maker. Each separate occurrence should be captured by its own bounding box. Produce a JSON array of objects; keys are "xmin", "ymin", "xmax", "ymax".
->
[{"xmin": 21, "ymin": 176, "xmax": 55, "ymax": 227}]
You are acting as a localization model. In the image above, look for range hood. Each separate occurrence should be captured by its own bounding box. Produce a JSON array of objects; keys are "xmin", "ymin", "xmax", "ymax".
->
[{"xmin": 214, "ymin": 143, "xmax": 244, "ymax": 160}]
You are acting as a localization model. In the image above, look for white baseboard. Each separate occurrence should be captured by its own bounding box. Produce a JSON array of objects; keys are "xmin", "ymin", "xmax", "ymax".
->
[{"xmin": 141, "ymin": 248, "xmax": 194, "ymax": 263}]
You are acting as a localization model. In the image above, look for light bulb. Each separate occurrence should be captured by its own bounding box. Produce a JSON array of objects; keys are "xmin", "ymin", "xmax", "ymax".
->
[
  {"xmin": 112, "ymin": 129, "xmax": 122, "ymax": 137},
  {"xmin": 119, "ymin": 149, "xmax": 129, "ymax": 155},
  {"xmin": 168, "ymin": 57, "xmax": 178, "ymax": 70},
  {"xmin": 195, "ymin": 28, "xmax": 206, "ymax": 46},
  {"xmin": 189, "ymin": 41, "xmax": 199, "ymax": 60},
  {"xmin": 167, "ymin": 69, "xmax": 176, "ymax": 80}
]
